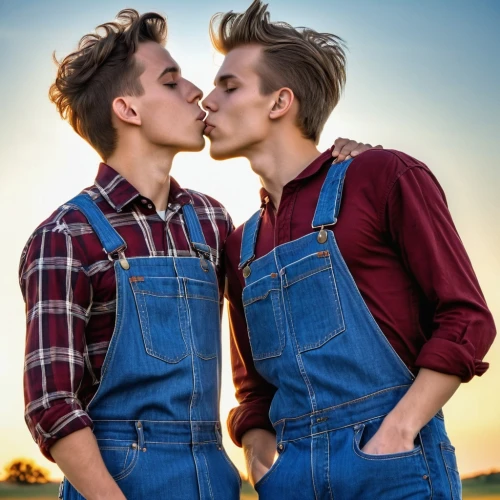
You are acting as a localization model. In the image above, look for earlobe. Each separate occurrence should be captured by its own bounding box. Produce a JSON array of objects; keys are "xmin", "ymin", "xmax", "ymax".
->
[{"xmin": 112, "ymin": 97, "xmax": 141, "ymax": 126}]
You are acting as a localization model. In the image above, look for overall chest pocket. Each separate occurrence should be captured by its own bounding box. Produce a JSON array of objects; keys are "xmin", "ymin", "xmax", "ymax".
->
[
  {"xmin": 130, "ymin": 277, "xmax": 189, "ymax": 363},
  {"xmin": 283, "ymin": 251, "xmax": 345, "ymax": 353},
  {"xmin": 184, "ymin": 278, "xmax": 220, "ymax": 360},
  {"xmin": 243, "ymin": 274, "xmax": 285, "ymax": 361}
]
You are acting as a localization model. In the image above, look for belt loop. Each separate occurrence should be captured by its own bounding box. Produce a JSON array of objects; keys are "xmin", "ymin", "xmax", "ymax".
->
[
  {"xmin": 214, "ymin": 422, "xmax": 223, "ymax": 449},
  {"xmin": 136, "ymin": 421, "xmax": 145, "ymax": 450}
]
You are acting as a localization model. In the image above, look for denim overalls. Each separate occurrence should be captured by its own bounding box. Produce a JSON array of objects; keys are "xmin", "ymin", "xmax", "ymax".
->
[
  {"xmin": 239, "ymin": 160, "xmax": 461, "ymax": 499},
  {"xmin": 60, "ymin": 194, "xmax": 241, "ymax": 500}
]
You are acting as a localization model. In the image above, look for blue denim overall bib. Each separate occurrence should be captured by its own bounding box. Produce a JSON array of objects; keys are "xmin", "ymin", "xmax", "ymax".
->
[
  {"xmin": 60, "ymin": 194, "xmax": 241, "ymax": 500},
  {"xmin": 239, "ymin": 160, "xmax": 461, "ymax": 499}
]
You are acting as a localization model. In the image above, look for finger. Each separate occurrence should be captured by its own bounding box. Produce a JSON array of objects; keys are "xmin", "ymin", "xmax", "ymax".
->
[
  {"xmin": 351, "ymin": 144, "xmax": 372, "ymax": 157},
  {"xmin": 331, "ymin": 137, "xmax": 348, "ymax": 157},
  {"xmin": 337, "ymin": 140, "xmax": 360, "ymax": 161},
  {"xmin": 374, "ymin": 144, "xmax": 383, "ymax": 149}
]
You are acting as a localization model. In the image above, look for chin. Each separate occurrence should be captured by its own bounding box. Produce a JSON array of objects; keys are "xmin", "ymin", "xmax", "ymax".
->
[
  {"xmin": 182, "ymin": 137, "xmax": 206, "ymax": 153},
  {"xmin": 209, "ymin": 141, "xmax": 239, "ymax": 161}
]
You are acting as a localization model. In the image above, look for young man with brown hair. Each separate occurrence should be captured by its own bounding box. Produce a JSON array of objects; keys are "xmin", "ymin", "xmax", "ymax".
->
[
  {"xmin": 203, "ymin": 1, "xmax": 496, "ymax": 498},
  {"xmin": 19, "ymin": 10, "xmax": 240, "ymax": 500},
  {"xmin": 19, "ymin": 7, "xmax": 370, "ymax": 500}
]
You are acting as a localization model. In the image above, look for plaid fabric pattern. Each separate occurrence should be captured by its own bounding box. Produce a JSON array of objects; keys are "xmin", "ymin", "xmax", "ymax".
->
[{"xmin": 19, "ymin": 163, "xmax": 233, "ymax": 460}]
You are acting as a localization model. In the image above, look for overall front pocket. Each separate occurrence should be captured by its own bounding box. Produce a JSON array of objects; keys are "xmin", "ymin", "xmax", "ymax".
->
[
  {"xmin": 97, "ymin": 439, "xmax": 140, "ymax": 482},
  {"xmin": 343, "ymin": 418, "xmax": 431, "ymax": 499},
  {"xmin": 283, "ymin": 251, "xmax": 345, "ymax": 353},
  {"xmin": 130, "ymin": 277, "xmax": 189, "ymax": 363},
  {"xmin": 243, "ymin": 274, "xmax": 285, "ymax": 360}
]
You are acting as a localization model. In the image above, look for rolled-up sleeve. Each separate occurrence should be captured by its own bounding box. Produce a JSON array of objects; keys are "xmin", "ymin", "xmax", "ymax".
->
[
  {"xmin": 19, "ymin": 226, "xmax": 93, "ymax": 461},
  {"xmin": 225, "ymin": 250, "xmax": 276, "ymax": 447},
  {"xmin": 385, "ymin": 164, "xmax": 496, "ymax": 381}
]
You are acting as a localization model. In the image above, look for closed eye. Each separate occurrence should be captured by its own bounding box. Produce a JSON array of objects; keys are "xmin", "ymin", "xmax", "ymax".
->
[
  {"xmin": 164, "ymin": 83, "xmax": 178, "ymax": 88},
  {"xmin": 225, "ymin": 87, "xmax": 237, "ymax": 93}
]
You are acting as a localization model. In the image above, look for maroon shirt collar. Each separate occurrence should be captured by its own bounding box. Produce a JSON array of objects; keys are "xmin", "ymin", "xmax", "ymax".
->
[
  {"xmin": 259, "ymin": 148, "xmax": 333, "ymax": 204},
  {"xmin": 94, "ymin": 163, "xmax": 191, "ymax": 212}
]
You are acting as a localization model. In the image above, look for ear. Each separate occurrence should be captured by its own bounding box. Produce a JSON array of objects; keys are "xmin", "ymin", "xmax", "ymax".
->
[
  {"xmin": 269, "ymin": 88, "xmax": 294, "ymax": 120},
  {"xmin": 112, "ymin": 96, "xmax": 141, "ymax": 126}
]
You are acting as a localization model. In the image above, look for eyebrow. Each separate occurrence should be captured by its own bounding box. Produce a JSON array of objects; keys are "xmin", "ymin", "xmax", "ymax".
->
[
  {"xmin": 214, "ymin": 74, "xmax": 238, "ymax": 86},
  {"xmin": 158, "ymin": 66, "xmax": 179, "ymax": 80}
]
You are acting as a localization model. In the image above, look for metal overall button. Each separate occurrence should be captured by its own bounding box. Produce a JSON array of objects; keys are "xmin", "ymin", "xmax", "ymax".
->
[
  {"xmin": 200, "ymin": 256, "xmax": 209, "ymax": 272},
  {"xmin": 243, "ymin": 265, "xmax": 252, "ymax": 278},
  {"xmin": 317, "ymin": 226, "xmax": 328, "ymax": 244}
]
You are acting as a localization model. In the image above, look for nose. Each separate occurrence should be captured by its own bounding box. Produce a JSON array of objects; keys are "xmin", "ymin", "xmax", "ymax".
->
[
  {"xmin": 187, "ymin": 81, "xmax": 203, "ymax": 103},
  {"xmin": 202, "ymin": 89, "xmax": 217, "ymax": 112}
]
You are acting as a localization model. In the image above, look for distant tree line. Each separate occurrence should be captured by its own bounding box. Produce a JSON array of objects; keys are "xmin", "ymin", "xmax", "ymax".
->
[{"xmin": 3, "ymin": 458, "xmax": 49, "ymax": 484}]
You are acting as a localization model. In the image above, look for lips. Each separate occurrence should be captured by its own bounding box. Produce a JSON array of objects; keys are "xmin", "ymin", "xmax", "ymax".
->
[
  {"xmin": 197, "ymin": 110, "xmax": 207, "ymax": 121},
  {"xmin": 204, "ymin": 120, "xmax": 216, "ymax": 136}
]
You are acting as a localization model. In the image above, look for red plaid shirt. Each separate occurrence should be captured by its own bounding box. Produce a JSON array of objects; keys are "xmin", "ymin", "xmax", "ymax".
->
[{"xmin": 19, "ymin": 163, "xmax": 233, "ymax": 461}]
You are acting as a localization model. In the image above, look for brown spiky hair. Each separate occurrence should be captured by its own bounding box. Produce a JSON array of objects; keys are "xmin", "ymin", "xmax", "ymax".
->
[
  {"xmin": 49, "ymin": 9, "xmax": 167, "ymax": 160},
  {"xmin": 210, "ymin": 1, "xmax": 346, "ymax": 143}
]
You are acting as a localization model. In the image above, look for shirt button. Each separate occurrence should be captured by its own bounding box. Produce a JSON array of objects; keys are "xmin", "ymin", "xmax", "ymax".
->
[
  {"xmin": 141, "ymin": 199, "xmax": 147, "ymax": 204},
  {"xmin": 147, "ymin": 204, "xmax": 153, "ymax": 209}
]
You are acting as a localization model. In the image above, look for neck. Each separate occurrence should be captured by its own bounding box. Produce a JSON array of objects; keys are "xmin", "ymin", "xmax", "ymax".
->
[
  {"xmin": 106, "ymin": 135, "xmax": 176, "ymax": 211},
  {"xmin": 246, "ymin": 129, "xmax": 321, "ymax": 209}
]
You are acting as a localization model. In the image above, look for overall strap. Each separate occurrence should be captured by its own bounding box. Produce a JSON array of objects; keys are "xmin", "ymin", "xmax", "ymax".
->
[
  {"xmin": 66, "ymin": 193, "xmax": 126, "ymax": 256},
  {"xmin": 181, "ymin": 202, "xmax": 211, "ymax": 256},
  {"xmin": 239, "ymin": 208, "xmax": 263, "ymax": 270},
  {"xmin": 312, "ymin": 158, "xmax": 353, "ymax": 228}
]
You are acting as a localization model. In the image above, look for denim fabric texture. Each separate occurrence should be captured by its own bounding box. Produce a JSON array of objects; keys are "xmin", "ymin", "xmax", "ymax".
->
[
  {"xmin": 239, "ymin": 159, "xmax": 461, "ymax": 499},
  {"xmin": 60, "ymin": 194, "xmax": 240, "ymax": 500}
]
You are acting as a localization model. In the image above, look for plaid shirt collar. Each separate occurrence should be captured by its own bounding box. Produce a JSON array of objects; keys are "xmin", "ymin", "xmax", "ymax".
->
[{"xmin": 94, "ymin": 163, "xmax": 192, "ymax": 212}]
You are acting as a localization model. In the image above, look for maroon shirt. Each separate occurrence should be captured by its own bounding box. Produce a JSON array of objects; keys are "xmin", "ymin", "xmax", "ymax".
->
[
  {"xmin": 19, "ymin": 163, "xmax": 233, "ymax": 461},
  {"xmin": 225, "ymin": 148, "xmax": 496, "ymax": 446}
]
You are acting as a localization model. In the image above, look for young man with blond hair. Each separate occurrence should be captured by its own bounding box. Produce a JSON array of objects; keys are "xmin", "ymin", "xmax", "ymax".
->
[{"xmin": 202, "ymin": 1, "xmax": 496, "ymax": 498}]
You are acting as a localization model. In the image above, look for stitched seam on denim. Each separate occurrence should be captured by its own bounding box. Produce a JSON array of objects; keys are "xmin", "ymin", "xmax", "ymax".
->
[
  {"xmin": 133, "ymin": 291, "xmax": 182, "ymax": 298},
  {"xmin": 297, "ymin": 252, "xmax": 345, "ymax": 352},
  {"xmin": 443, "ymin": 463, "xmax": 461, "ymax": 500},
  {"xmin": 419, "ymin": 430, "xmax": 433, "ymax": 499},
  {"xmin": 285, "ymin": 287, "xmax": 317, "ymax": 412},
  {"xmin": 93, "ymin": 419, "xmax": 218, "ymax": 423},
  {"xmin": 113, "ymin": 448, "xmax": 139, "ymax": 482},
  {"xmin": 189, "ymin": 290, "xmax": 218, "ymax": 359},
  {"xmin": 311, "ymin": 436, "xmax": 319, "ymax": 500},
  {"xmin": 243, "ymin": 286, "xmax": 282, "ymax": 306},
  {"xmin": 142, "ymin": 439, "xmax": 217, "ymax": 445},
  {"xmin": 244, "ymin": 291, "xmax": 283, "ymax": 360},
  {"xmin": 284, "ymin": 264, "xmax": 331, "ymax": 288},
  {"xmin": 201, "ymin": 452, "xmax": 215, "ymax": 500},
  {"xmin": 329, "ymin": 234, "xmax": 416, "ymax": 380},
  {"xmin": 271, "ymin": 291, "xmax": 285, "ymax": 355},
  {"xmin": 176, "ymin": 274, "xmax": 192, "ymax": 359},
  {"xmin": 186, "ymin": 295, "xmax": 219, "ymax": 303},
  {"xmin": 139, "ymin": 287, "xmax": 188, "ymax": 363},
  {"xmin": 326, "ymin": 432, "xmax": 334, "ymax": 500},
  {"xmin": 272, "ymin": 385, "xmax": 411, "ymax": 426}
]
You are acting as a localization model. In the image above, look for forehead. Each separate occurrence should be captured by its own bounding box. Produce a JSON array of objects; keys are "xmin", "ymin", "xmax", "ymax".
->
[
  {"xmin": 135, "ymin": 41, "xmax": 179, "ymax": 74},
  {"xmin": 216, "ymin": 45, "xmax": 263, "ymax": 81}
]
